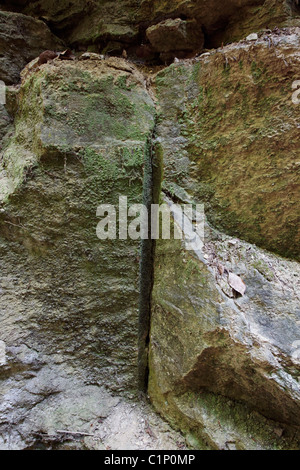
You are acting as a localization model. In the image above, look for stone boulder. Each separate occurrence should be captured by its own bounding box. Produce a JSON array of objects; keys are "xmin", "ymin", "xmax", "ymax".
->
[
  {"xmin": 153, "ymin": 28, "xmax": 300, "ymax": 260},
  {"xmin": 0, "ymin": 11, "xmax": 63, "ymax": 85},
  {"xmin": 149, "ymin": 218, "xmax": 300, "ymax": 449},
  {"xmin": 146, "ymin": 18, "xmax": 204, "ymax": 62},
  {"xmin": 0, "ymin": 57, "xmax": 156, "ymax": 447}
]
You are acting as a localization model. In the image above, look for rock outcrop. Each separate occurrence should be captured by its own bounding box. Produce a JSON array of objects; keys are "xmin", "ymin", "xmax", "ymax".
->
[
  {"xmin": 146, "ymin": 18, "xmax": 205, "ymax": 63},
  {"xmin": 0, "ymin": 11, "xmax": 63, "ymax": 85},
  {"xmin": 0, "ymin": 58, "xmax": 156, "ymax": 448},
  {"xmin": 0, "ymin": 0, "xmax": 299, "ymax": 452},
  {"xmin": 149, "ymin": 220, "xmax": 300, "ymax": 449},
  {"xmin": 153, "ymin": 28, "xmax": 300, "ymax": 260},
  {"xmin": 1, "ymin": 1, "xmax": 300, "ymax": 65},
  {"xmin": 147, "ymin": 27, "xmax": 300, "ymax": 450}
]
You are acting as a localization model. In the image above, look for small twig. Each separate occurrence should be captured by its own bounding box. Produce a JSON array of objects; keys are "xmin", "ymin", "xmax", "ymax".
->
[
  {"xmin": 64, "ymin": 154, "xmax": 67, "ymax": 174},
  {"xmin": 4, "ymin": 220, "xmax": 28, "ymax": 231},
  {"xmin": 43, "ymin": 170, "xmax": 64, "ymax": 180},
  {"xmin": 56, "ymin": 430, "xmax": 101, "ymax": 438}
]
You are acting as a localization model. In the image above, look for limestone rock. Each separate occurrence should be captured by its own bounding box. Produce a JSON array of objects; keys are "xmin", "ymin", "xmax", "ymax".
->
[
  {"xmin": 0, "ymin": 0, "xmax": 300, "ymax": 452},
  {"xmin": 0, "ymin": 11, "xmax": 63, "ymax": 85},
  {"xmin": 153, "ymin": 28, "xmax": 300, "ymax": 260},
  {"xmin": 0, "ymin": 105, "xmax": 12, "ymax": 145},
  {"xmin": 149, "ymin": 221, "xmax": 300, "ymax": 449},
  {"xmin": 0, "ymin": 58, "xmax": 156, "ymax": 447},
  {"xmin": 146, "ymin": 18, "xmax": 204, "ymax": 60},
  {"xmin": 2, "ymin": 1, "xmax": 299, "ymax": 56},
  {"xmin": 79, "ymin": 52, "xmax": 105, "ymax": 61},
  {"xmin": 246, "ymin": 32, "xmax": 259, "ymax": 40}
]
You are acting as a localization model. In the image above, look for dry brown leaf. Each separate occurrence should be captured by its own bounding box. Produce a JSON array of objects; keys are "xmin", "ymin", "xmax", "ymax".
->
[
  {"xmin": 217, "ymin": 263, "xmax": 225, "ymax": 276},
  {"xmin": 228, "ymin": 272, "xmax": 246, "ymax": 296}
]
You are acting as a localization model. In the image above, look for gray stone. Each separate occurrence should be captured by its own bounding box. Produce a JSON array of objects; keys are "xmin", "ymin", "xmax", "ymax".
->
[
  {"xmin": 0, "ymin": 11, "xmax": 63, "ymax": 84},
  {"xmin": 0, "ymin": 58, "xmax": 157, "ymax": 448},
  {"xmin": 148, "ymin": 216, "xmax": 300, "ymax": 449}
]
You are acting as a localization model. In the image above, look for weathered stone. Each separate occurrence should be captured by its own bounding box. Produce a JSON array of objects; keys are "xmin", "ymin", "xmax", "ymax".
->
[
  {"xmin": 0, "ymin": 105, "xmax": 12, "ymax": 146},
  {"xmin": 0, "ymin": 11, "xmax": 63, "ymax": 85},
  {"xmin": 149, "ymin": 218, "xmax": 300, "ymax": 449},
  {"xmin": 0, "ymin": 373, "xmax": 185, "ymax": 450},
  {"xmin": 0, "ymin": 1, "xmax": 300, "ymax": 452},
  {"xmin": 0, "ymin": 58, "xmax": 156, "ymax": 447},
  {"xmin": 246, "ymin": 33, "xmax": 259, "ymax": 40},
  {"xmin": 146, "ymin": 18, "xmax": 204, "ymax": 58},
  {"xmin": 223, "ymin": 0, "xmax": 300, "ymax": 45},
  {"xmin": 0, "ymin": 341, "xmax": 6, "ymax": 366},
  {"xmin": 0, "ymin": 86, "xmax": 17, "ymax": 157},
  {"xmin": 2, "ymin": 1, "xmax": 299, "ymax": 56},
  {"xmin": 147, "ymin": 28, "xmax": 300, "ymax": 448},
  {"xmin": 153, "ymin": 28, "xmax": 300, "ymax": 260}
]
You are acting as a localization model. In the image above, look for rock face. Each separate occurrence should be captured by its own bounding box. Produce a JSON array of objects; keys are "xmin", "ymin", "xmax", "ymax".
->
[
  {"xmin": 0, "ymin": 105, "xmax": 12, "ymax": 145},
  {"xmin": 146, "ymin": 27, "xmax": 300, "ymax": 450},
  {"xmin": 146, "ymin": 18, "xmax": 205, "ymax": 62},
  {"xmin": 1, "ymin": 1, "xmax": 299, "ymax": 61},
  {"xmin": 0, "ymin": 0, "xmax": 300, "ymax": 452},
  {"xmin": 0, "ymin": 11, "xmax": 63, "ymax": 85},
  {"xmin": 0, "ymin": 58, "xmax": 156, "ymax": 448},
  {"xmin": 153, "ymin": 28, "xmax": 300, "ymax": 261},
  {"xmin": 149, "ymin": 220, "xmax": 300, "ymax": 450}
]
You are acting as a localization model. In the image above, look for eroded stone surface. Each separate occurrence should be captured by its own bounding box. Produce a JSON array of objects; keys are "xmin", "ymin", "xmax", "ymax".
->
[
  {"xmin": 149, "ymin": 218, "xmax": 300, "ymax": 449},
  {"xmin": 146, "ymin": 18, "xmax": 204, "ymax": 62},
  {"xmin": 153, "ymin": 28, "xmax": 300, "ymax": 260},
  {"xmin": 0, "ymin": 7, "xmax": 299, "ymax": 450},
  {"xmin": 0, "ymin": 372, "xmax": 186, "ymax": 450},
  {"xmin": 0, "ymin": 11, "xmax": 63, "ymax": 85},
  {"xmin": 0, "ymin": 58, "xmax": 157, "ymax": 448},
  {"xmin": 1, "ymin": 1, "xmax": 299, "ymax": 56}
]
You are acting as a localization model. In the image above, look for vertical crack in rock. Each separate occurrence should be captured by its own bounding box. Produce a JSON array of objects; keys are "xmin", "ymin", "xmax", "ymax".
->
[{"xmin": 138, "ymin": 120, "xmax": 162, "ymax": 392}]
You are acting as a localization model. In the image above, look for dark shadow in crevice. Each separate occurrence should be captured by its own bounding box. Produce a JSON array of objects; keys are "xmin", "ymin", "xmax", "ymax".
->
[{"xmin": 138, "ymin": 122, "xmax": 163, "ymax": 393}]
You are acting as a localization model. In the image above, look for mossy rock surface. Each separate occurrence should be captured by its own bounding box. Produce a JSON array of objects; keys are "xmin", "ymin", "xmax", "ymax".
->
[
  {"xmin": 149, "ymin": 220, "xmax": 300, "ymax": 449},
  {"xmin": 154, "ymin": 28, "xmax": 300, "ymax": 260},
  {"xmin": 0, "ymin": 58, "xmax": 156, "ymax": 407}
]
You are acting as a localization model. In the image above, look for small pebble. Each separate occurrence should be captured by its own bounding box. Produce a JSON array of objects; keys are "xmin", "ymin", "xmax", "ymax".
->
[{"xmin": 246, "ymin": 33, "xmax": 258, "ymax": 41}]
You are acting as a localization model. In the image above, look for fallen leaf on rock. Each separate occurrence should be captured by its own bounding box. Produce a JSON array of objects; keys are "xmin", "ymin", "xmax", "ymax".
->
[
  {"xmin": 274, "ymin": 427, "xmax": 284, "ymax": 438},
  {"xmin": 228, "ymin": 272, "xmax": 246, "ymax": 296},
  {"xmin": 217, "ymin": 263, "xmax": 225, "ymax": 276}
]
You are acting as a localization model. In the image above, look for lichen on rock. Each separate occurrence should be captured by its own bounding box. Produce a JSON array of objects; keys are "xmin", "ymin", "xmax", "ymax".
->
[
  {"xmin": 0, "ymin": 0, "xmax": 300, "ymax": 452},
  {"xmin": 148, "ymin": 218, "xmax": 300, "ymax": 450},
  {"xmin": 0, "ymin": 57, "xmax": 158, "ymax": 448},
  {"xmin": 153, "ymin": 28, "xmax": 300, "ymax": 260}
]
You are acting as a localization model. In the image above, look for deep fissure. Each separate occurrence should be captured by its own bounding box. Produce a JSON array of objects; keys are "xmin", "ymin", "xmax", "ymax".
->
[{"xmin": 138, "ymin": 118, "xmax": 161, "ymax": 393}]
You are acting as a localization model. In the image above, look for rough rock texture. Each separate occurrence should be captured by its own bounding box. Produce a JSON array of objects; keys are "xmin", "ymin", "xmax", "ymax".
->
[
  {"xmin": 0, "ymin": 11, "xmax": 63, "ymax": 85},
  {"xmin": 148, "ymin": 219, "xmax": 300, "ymax": 450},
  {"xmin": 1, "ymin": 1, "xmax": 299, "ymax": 56},
  {"xmin": 0, "ymin": 375, "xmax": 187, "ymax": 450},
  {"xmin": 0, "ymin": 1, "xmax": 300, "ymax": 452},
  {"xmin": 0, "ymin": 106, "xmax": 12, "ymax": 146},
  {"xmin": 0, "ymin": 58, "xmax": 157, "ymax": 448},
  {"xmin": 146, "ymin": 18, "xmax": 204, "ymax": 62},
  {"xmin": 223, "ymin": 0, "xmax": 300, "ymax": 45},
  {"xmin": 153, "ymin": 28, "xmax": 300, "ymax": 261},
  {"xmin": 146, "ymin": 25, "xmax": 300, "ymax": 450}
]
